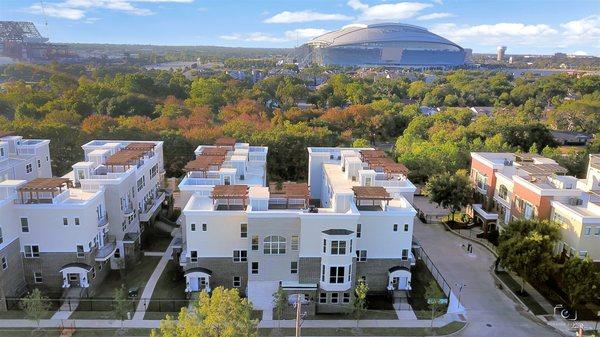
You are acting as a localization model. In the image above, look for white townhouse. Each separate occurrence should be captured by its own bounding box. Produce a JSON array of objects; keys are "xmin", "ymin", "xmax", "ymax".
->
[
  {"xmin": 69, "ymin": 140, "xmax": 165, "ymax": 267},
  {"xmin": 0, "ymin": 132, "xmax": 52, "ymax": 182},
  {"xmin": 179, "ymin": 146, "xmax": 417, "ymax": 315}
]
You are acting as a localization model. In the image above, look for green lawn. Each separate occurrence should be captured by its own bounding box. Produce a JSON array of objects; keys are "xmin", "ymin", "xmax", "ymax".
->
[
  {"xmin": 142, "ymin": 233, "xmax": 172, "ymax": 252},
  {"xmin": 70, "ymin": 256, "xmax": 161, "ymax": 318},
  {"xmin": 495, "ymin": 271, "xmax": 548, "ymax": 315},
  {"xmin": 258, "ymin": 321, "xmax": 466, "ymax": 336},
  {"xmin": 143, "ymin": 260, "xmax": 188, "ymax": 318},
  {"xmin": 0, "ymin": 310, "xmax": 53, "ymax": 319},
  {"xmin": 0, "ymin": 327, "xmax": 152, "ymax": 337},
  {"xmin": 410, "ymin": 260, "xmax": 448, "ymax": 319}
]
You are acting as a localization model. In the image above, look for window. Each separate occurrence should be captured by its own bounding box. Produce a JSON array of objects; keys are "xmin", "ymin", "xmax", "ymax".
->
[
  {"xmin": 121, "ymin": 220, "xmax": 126, "ymax": 232},
  {"xmin": 37, "ymin": 159, "xmax": 41, "ymax": 168},
  {"xmin": 330, "ymin": 240, "xmax": 346, "ymax": 255},
  {"xmin": 24, "ymin": 245, "xmax": 39, "ymax": 258},
  {"xmin": 323, "ymin": 239, "xmax": 327, "ymax": 253},
  {"xmin": 150, "ymin": 164, "xmax": 159, "ymax": 179},
  {"xmin": 595, "ymin": 227, "xmax": 600, "ymax": 236},
  {"xmin": 75, "ymin": 218, "xmax": 80, "ymax": 226},
  {"xmin": 63, "ymin": 218, "xmax": 68, "ymax": 226},
  {"xmin": 191, "ymin": 223, "xmax": 196, "ymax": 232},
  {"xmin": 263, "ymin": 236, "xmax": 286, "ymax": 254},
  {"xmin": 77, "ymin": 245, "xmax": 85, "ymax": 258},
  {"xmin": 356, "ymin": 224, "xmax": 361, "ymax": 238},
  {"xmin": 0, "ymin": 226, "xmax": 3, "ymax": 244},
  {"xmin": 356, "ymin": 250, "xmax": 367, "ymax": 262},
  {"xmin": 233, "ymin": 250, "xmax": 247, "ymax": 262},
  {"xmin": 240, "ymin": 223, "xmax": 247, "ymax": 238},
  {"xmin": 579, "ymin": 251, "xmax": 588, "ymax": 258},
  {"xmin": 329, "ymin": 266, "xmax": 345, "ymax": 284},
  {"xmin": 251, "ymin": 236, "xmax": 259, "ymax": 250},
  {"xmin": 1, "ymin": 257, "xmax": 7, "ymax": 270},
  {"xmin": 404, "ymin": 224, "xmax": 409, "ymax": 232},
  {"xmin": 202, "ymin": 223, "xmax": 207, "ymax": 232},
  {"xmin": 291, "ymin": 261, "xmax": 298, "ymax": 274},
  {"xmin": 499, "ymin": 185, "xmax": 508, "ymax": 200},
  {"xmin": 401, "ymin": 249, "xmax": 409, "ymax": 260},
  {"xmin": 393, "ymin": 224, "xmax": 398, "ymax": 232},
  {"xmin": 21, "ymin": 218, "xmax": 29, "ymax": 233},
  {"xmin": 99, "ymin": 262, "xmax": 103, "ymax": 271},
  {"xmin": 26, "ymin": 164, "xmax": 32, "ymax": 174},
  {"xmin": 137, "ymin": 176, "xmax": 146, "ymax": 192},
  {"xmin": 233, "ymin": 276, "xmax": 241, "ymax": 288},
  {"xmin": 251, "ymin": 262, "xmax": 259, "ymax": 274},
  {"xmin": 33, "ymin": 272, "xmax": 43, "ymax": 283},
  {"xmin": 114, "ymin": 248, "xmax": 121, "ymax": 258},
  {"xmin": 321, "ymin": 265, "xmax": 325, "ymax": 282},
  {"xmin": 584, "ymin": 227, "xmax": 592, "ymax": 236},
  {"xmin": 190, "ymin": 251, "xmax": 198, "ymax": 263},
  {"xmin": 319, "ymin": 293, "xmax": 327, "ymax": 303},
  {"xmin": 331, "ymin": 293, "xmax": 339, "ymax": 304},
  {"xmin": 91, "ymin": 267, "xmax": 96, "ymax": 279},
  {"xmin": 291, "ymin": 235, "xmax": 299, "ymax": 251},
  {"xmin": 343, "ymin": 293, "xmax": 350, "ymax": 303}
]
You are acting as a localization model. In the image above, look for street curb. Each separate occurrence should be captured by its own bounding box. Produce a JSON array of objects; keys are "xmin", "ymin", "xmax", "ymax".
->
[{"xmin": 440, "ymin": 222, "xmax": 499, "ymax": 257}]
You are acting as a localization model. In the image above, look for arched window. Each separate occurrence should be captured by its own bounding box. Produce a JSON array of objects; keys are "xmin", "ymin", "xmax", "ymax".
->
[{"xmin": 263, "ymin": 236, "xmax": 286, "ymax": 254}]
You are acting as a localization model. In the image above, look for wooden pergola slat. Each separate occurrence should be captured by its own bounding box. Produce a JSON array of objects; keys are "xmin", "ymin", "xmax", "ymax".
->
[{"xmin": 215, "ymin": 137, "xmax": 236, "ymax": 148}]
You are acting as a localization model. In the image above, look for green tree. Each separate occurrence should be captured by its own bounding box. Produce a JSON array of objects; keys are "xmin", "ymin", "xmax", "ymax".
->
[
  {"xmin": 20, "ymin": 289, "xmax": 51, "ymax": 329},
  {"xmin": 272, "ymin": 286, "xmax": 288, "ymax": 323},
  {"xmin": 562, "ymin": 257, "xmax": 600, "ymax": 310},
  {"xmin": 189, "ymin": 77, "xmax": 226, "ymax": 113},
  {"xmin": 352, "ymin": 279, "xmax": 369, "ymax": 329},
  {"xmin": 424, "ymin": 169, "xmax": 472, "ymax": 221},
  {"xmin": 497, "ymin": 219, "xmax": 560, "ymax": 292},
  {"xmin": 152, "ymin": 287, "xmax": 258, "ymax": 337},
  {"xmin": 352, "ymin": 138, "xmax": 371, "ymax": 148},
  {"xmin": 424, "ymin": 280, "xmax": 445, "ymax": 330},
  {"xmin": 113, "ymin": 285, "xmax": 132, "ymax": 330}
]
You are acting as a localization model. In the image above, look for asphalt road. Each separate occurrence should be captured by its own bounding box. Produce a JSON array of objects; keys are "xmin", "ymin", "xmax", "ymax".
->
[{"xmin": 414, "ymin": 218, "xmax": 564, "ymax": 337}]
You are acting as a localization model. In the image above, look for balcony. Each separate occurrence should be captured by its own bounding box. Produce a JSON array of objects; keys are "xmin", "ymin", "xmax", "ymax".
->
[
  {"xmin": 123, "ymin": 204, "xmax": 135, "ymax": 216},
  {"xmin": 95, "ymin": 235, "xmax": 117, "ymax": 262},
  {"xmin": 98, "ymin": 213, "xmax": 109, "ymax": 228},
  {"xmin": 139, "ymin": 191, "xmax": 165, "ymax": 222}
]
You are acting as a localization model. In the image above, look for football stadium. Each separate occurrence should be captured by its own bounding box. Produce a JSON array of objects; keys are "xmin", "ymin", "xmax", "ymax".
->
[{"xmin": 305, "ymin": 23, "xmax": 466, "ymax": 67}]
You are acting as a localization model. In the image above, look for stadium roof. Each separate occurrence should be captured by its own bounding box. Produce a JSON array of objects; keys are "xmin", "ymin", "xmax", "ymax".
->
[
  {"xmin": 0, "ymin": 21, "xmax": 48, "ymax": 43},
  {"xmin": 307, "ymin": 23, "xmax": 462, "ymax": 50}
]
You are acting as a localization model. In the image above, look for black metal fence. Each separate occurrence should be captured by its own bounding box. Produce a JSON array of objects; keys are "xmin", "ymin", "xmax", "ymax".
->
[{"xmin": 4, "ymin": 297, "xmax": 189, "ymax": 313}]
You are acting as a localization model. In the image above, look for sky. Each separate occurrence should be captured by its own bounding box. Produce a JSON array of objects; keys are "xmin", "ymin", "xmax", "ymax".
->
[{"xmin": 2, "ymin": 0, "xmax": 599, "ymax": 55}]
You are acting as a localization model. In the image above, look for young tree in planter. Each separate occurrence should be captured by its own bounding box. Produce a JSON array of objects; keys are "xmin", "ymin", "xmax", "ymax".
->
[
  {"xmin": 113, "ymin": 285, "xmax": 131, "ymax": 331},
  {"xmin": 20, "ymin": 288, "xmax": 51, "ymax": 329},
  {"xmin": 563, "ymin": 257, "xmax": 600, "ymax": 310},
  {"xmin": 424, "ymin": 169, "xmax": 472, "ymax": 222},
  {"xmin": 424, "ymin": 280, "xmax": 445, "ymax": 330},
  {"xmin": 497, "ymin": 219, "xmax": 560, "ymax": 293},
  {"xmin": 352, "ymin": 279, "xmax": 369, "ymax": 329},
  {"xmin": 272, "ymin": 286, "xmax": 288, "ymax": 327}
]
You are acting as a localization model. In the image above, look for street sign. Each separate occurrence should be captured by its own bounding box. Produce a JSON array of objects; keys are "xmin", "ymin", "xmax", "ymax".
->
[{"xmin": 427, "ymin": 298, "xmax": 448, "ymax": 305}]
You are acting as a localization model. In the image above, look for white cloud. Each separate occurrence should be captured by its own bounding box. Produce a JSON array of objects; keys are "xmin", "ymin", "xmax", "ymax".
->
[
  {"xmin": 570, "ymin": 50, "xmax": 588, "ymax": 56},
  {"xmin": 284, "ymin": 28, "xmax": 328, "ymax": 40},
  {"xmin": 264, "ymin": 10, "xmax": 352, "ymax": 24},
  {"xmin": 348, "ymin": 0, "xmax": 432, "ymax": 22},
  {"xmin": 560, "ymin": 15, "xmax": 600, "ymax": 47},
  {"xmin": 220, "ymin": 28, "xmax": 328, "ymax": 44},
  {"xmin": 417, "ymin": 12, "xmax": 454, "ymax": 21},
  {"xmin": 26, "ymin": 0, "xmax": 192, "ymax": 20},
  {"xmin": 431, "ymin": 22, "xmax": 558, "ymax": 46}
]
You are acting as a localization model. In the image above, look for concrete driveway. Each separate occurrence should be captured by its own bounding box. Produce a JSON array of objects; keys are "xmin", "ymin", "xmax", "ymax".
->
[{"xmin": 414, "ymin": 218, "xmax": 564, "ymax": 337}]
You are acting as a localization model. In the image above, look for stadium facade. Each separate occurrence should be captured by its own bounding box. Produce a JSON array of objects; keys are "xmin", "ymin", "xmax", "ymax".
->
[{"xmin": 305, "ymin": 23, "xmax": 466, "ymax": 67}]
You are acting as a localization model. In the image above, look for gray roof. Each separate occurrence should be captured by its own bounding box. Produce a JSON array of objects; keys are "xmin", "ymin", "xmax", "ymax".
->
[
  {"xmin": 322, "ymin": 229, "xmax": 354, "ymax": 236},
  {"xmin": 308, "ymin": 23, "xmax": 462, "ymax": 50},
  {"xmin": 184, "ymin": 267, "xmax": 213, "ymax": 276},
  {"xmin": 60, "ymin": 263, "xmax": 93, "ymax": 272}
]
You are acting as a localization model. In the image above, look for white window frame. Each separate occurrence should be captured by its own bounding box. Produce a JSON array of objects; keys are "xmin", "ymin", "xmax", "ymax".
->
[
  {"xmin": 251, "ymin": 235, "xmax": 259, "ymax": 250},
  {"xmin": 240, "ymin": 223, "xmax": 247, "ymax": 238},
  {"xmin": 329, "ymin": 266, "xmax": 345, "ymax": 284},
  {"xmin": 21, "ymin": 218, "xmax": 29, "ymax": 233},
  {"xmin": 233, "ymin": 276, "xmax": 241, "ymax": 288},
  {"xmin": 33, "ymin": 272, "xmax": 43, "ymax": 283},
  {"xmin": 356, "ymin": 224, "xmax": 361, "ymax": 238},
  {"xmin": 290, "ymin": 261, "xmax": 298, "ymax": 274},
  {"xmin": 263, "ymin": 236, "xmax": 286, "ymax": 255},
  {"xmin": 77, "ymin": 245, "xmax": 85, "ymax": 258},
  {"xmin": 291, "ymin": 235, "xmax": 299, "ymax": 251},
  {"xmin": 330, "ymin": 240, "xmax": 346, "ymax": 255},
  {"xmin": 356, "ymin": 250, "xmax": 367, "ymax": 262},
  {"xmin": 24, "ymin": 245, "xmax": 40, "ymax": 258},
  {"xmin": 1, "ymin": 257, "xmax": 7, "ymax": 270},
  {"xmin": 190, "ymin": 251, "xmax": 198, "ymax": 263},
  {"xmin": 233, "ymin": 250, "xmax": 247, "ymax": 262},
  {"xmin": 251, "ymin": 262, "xmax": 259, "ymax": 274}
]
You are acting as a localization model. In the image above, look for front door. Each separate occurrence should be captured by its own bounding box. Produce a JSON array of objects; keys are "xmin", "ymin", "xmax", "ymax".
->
[
  {"xmin": 392, "ymin": 277, "xmax": 399, "ymax": 290},
  {"xmin": 398, "ymin": 277, "xmax": 408, "ymax": 289},
  {"xmin": 68, "ymin": 273, "xmax": 80, "ymax": 287},
  {"xmin": 199, "ymin": 277, "xmax": 207, "ymax": 290}
]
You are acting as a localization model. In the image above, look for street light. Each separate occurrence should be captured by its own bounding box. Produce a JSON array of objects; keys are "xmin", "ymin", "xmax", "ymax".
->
[{"xmin": 455, "ymin": 283, "xmax": 466, "ymax": 304}]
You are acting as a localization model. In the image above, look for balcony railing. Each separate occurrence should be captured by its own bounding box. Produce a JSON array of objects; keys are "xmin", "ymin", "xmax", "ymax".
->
[{"xmin": 98, "ymin": 213, "xmax": 109, "ymax": 227}]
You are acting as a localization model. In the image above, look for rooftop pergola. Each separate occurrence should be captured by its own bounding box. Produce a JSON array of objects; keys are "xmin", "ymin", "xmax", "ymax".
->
[
  {"xmin": 105, "ymin": 149, "xmax": 147, "ymax": 168},
  {"xmin": 519, "ymin": 163, "xmax": 568, "ymax": 176},
  {"xmin": 124, "ymin": 142, "xmax": 155, "ymax": 152},
  {"xmin": 211, "ymin": 185, "xmax": 248, "ymax": 209},
  {"xmin": 514, "ymin": 153, "xmax": 543, "ymax": 162},
  {"xmin": 18, "ymin": 178, "xmax": 72, "ymax": 203},
  {"xmin": 269, "ymin": 182, "xmax": 310, "ymax": 208},
  {"xmin": 352, "ymin": 186, "xmax": 392, "ymax": 207},
  {"xmin": 215, "ymin": 137, "xmax": 237, "ymax": 149},
  {"xmin": 359, "ymin": 149, "xmax": 387, "ymax": 161},
  {"xmin": 200, "ymin": 147, "xmax": 230, "ymax": 157},
  {"xmin": 184, "ymin": 155, "xmax": 226, "ymax": 174},
  {"xmin": 0, "ymin": 131, "xmax": 15, "ymax": 138},
  {"xmin": 363, "ymin": 157, "xmax": 409, "ymax": 177}
]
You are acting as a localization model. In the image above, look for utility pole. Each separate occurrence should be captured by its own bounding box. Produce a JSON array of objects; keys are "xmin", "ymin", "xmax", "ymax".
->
[{"xmin": 295, "ymin": 293, "xmax": 302, "ymax": 337}]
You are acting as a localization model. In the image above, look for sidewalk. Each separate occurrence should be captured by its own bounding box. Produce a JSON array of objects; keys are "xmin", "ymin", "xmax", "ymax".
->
[{"xmin": 132, "ymin": 238, "xmax": 176, "ymax": 320}]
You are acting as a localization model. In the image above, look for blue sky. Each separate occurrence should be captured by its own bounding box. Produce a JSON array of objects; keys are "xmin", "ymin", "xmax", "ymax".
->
[{"xmin": 2, "ymin": 0, "xmax": 599, "ymax": 55}]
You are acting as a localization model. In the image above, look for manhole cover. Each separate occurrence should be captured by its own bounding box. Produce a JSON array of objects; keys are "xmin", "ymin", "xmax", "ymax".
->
[{"xmin": 486, "ymin": 323, "xmax": 492, "ymax": 327}]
